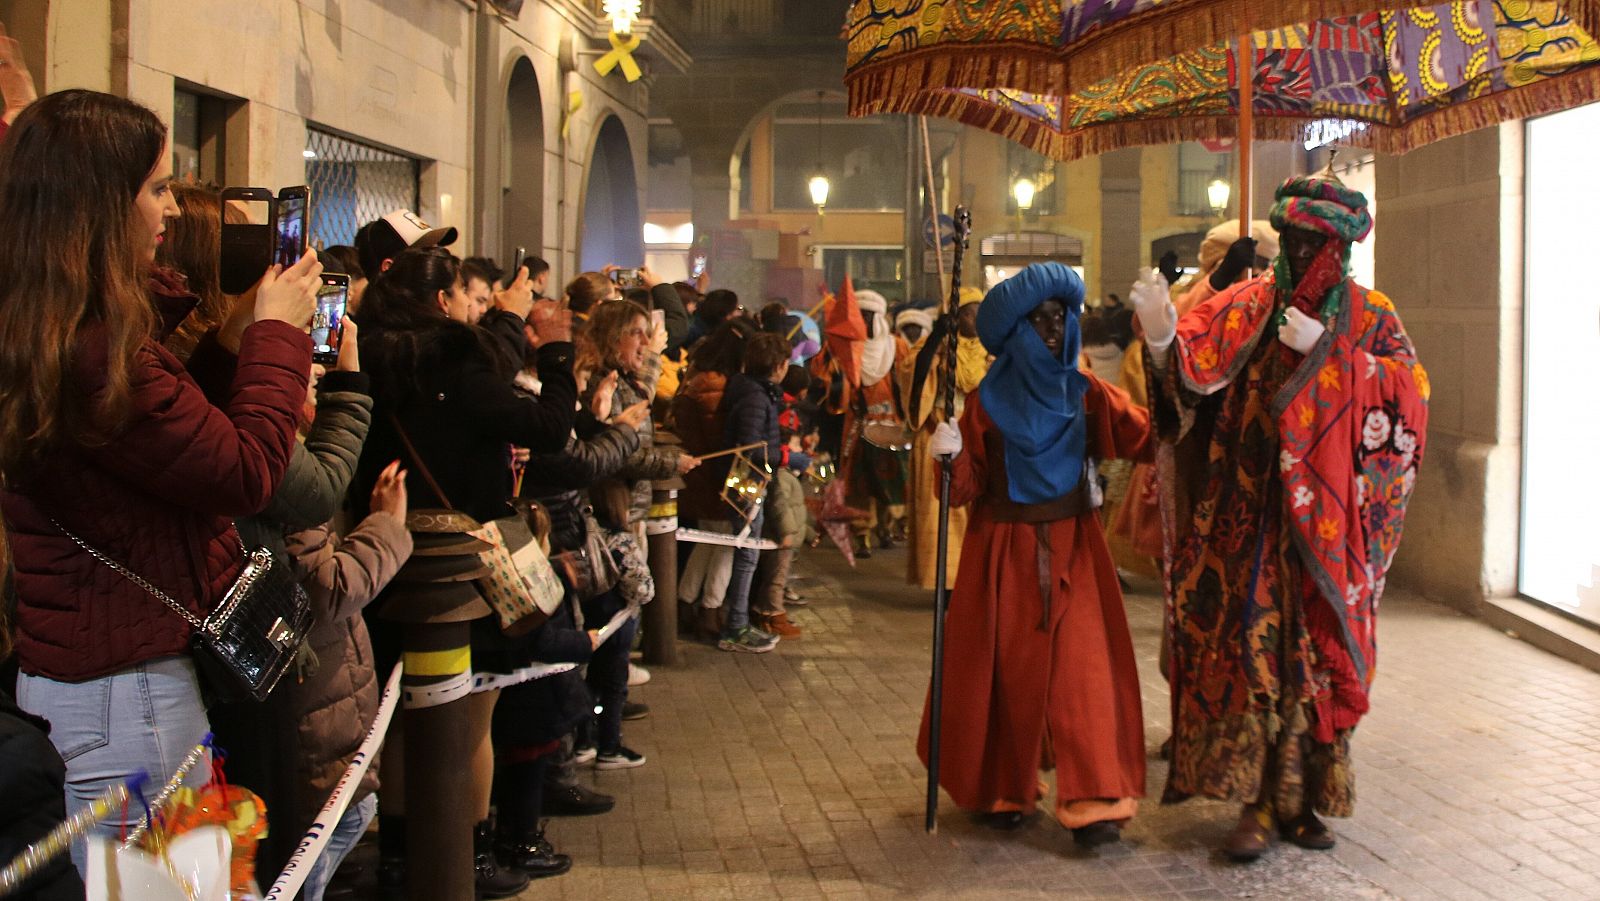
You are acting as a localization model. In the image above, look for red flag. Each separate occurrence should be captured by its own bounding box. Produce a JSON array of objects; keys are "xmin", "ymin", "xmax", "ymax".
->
[{"xmin": 823, "ymin": 275, "xmax": 867, "ymax": 389}]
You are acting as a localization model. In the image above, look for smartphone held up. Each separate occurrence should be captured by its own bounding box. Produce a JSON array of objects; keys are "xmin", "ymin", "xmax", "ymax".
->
[
  {"xmin": 220, "ymin": 185, "xmax": 313, "ymax": 294},
  {"xmin": 312, "ymin": 273, "xmax": 349, "ymax": 366}
]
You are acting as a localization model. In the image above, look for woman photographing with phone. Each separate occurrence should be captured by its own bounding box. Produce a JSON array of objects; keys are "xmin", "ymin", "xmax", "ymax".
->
[{"xmin": 0, "ymin": 89, "xmax": 321, "ymax": 872}]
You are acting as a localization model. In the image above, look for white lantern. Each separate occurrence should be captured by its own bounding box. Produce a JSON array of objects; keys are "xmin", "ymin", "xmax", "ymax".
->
[
  {"xmin": 603, "ymin": 0, "xmax": 641, "ymax": 34},
  {"xmin": 809, "ymin": 175, "xmax": 831, "ymax": 210},
  {"xmin": 1207, "ymin": 177, "xmax": 1232, "ymax": 216},
  {"xmin": 1012, "ymin": 177, "xmax": 1036, "ymax": 212}
]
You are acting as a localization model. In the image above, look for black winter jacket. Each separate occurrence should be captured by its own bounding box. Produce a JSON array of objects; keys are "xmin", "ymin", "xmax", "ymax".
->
[
  {"xmin": 0, "ymin": 691, "xmax": 83, "ymax": 900},
  {"xmin": 520, "ymin": 413, "xmax": 642, "ymax": 552},
  {"xmin": 354, "ymin": 318, "xmax": 577, "ymax": 524}
]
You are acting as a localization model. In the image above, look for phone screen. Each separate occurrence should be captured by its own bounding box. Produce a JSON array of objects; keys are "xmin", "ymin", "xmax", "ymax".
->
[
  {"xmin": 508, "ymin": 246, "xmax": 526, "ymax": 287},
  {"xmin": 311, "ymin": 276, "xmax": 349, "ymax": 365},
  {"xmin": 274, "ymin": 192, "xmax": 308, "ymax": 268},
  {"xmin": 690, "ymin": 254, "xmax": 707, "ymax": 279}
]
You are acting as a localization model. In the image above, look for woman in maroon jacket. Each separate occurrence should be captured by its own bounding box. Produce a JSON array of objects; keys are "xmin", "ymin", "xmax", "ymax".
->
[{"xmin": 0, "ymin": 90, "xmax": 320, "ymax": 872}]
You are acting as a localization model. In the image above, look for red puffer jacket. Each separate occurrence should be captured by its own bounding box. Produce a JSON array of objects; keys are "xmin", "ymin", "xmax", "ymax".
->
[{"xmin": 1, "ymin": 279, "xmax": 311, "ymax": 682}]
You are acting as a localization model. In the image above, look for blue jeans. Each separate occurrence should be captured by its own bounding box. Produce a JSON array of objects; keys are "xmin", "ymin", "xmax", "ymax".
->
[
  {"xmin": 15, "ymin": 655, "xmax": 212, "ymax": 877},
  {"xmin": 723, "ymin": 508, "xmax": 765, "ymax": 634},
  {"xmin": 301, "ymin": 793, "xmax": 378, "ymax": 901}
]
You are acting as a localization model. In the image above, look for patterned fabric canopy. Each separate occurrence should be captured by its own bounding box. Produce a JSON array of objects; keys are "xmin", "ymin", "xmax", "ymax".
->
[{"xmin": 846, "ymin": 2, "xmax": 1600, "ymax": 161}]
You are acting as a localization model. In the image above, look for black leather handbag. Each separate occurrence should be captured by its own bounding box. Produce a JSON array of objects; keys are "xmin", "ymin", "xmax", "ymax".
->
[{"xmin": 53, "ymin": 519, "xmax": 312, "ymax": 703}]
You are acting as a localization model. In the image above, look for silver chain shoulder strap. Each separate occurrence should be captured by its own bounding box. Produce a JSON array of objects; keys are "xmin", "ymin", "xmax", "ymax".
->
[{"xmin": 48, "ymin": 516, "xmax": 243, "ymax": 631}]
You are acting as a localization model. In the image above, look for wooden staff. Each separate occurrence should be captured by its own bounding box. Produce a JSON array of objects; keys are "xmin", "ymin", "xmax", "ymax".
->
[
  {"xmin": 1237, "ymin": 33, "xmax": 1254, "ymax": 236},
  {"xmin": 693, "ymin": 441, "xmax": 765, "ymax": 462},
  {"xmin": 926, "ymin": 205, "xmax": 971, "ymax": 834}
]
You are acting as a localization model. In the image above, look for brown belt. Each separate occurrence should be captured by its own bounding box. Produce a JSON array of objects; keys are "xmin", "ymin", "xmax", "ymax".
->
[{"xmin": 983, "ymin": 481, "xmax": 1100, "ymax": 523}]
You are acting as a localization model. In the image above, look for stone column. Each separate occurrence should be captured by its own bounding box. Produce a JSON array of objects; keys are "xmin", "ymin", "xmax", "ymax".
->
[
  {"xmin": 1098, "ymin": 148, "xmax": 1142, "ymax": 302},
  {"xmin": 1376, "ymin": 124, "xmax": 1524, "ymax": 609}
]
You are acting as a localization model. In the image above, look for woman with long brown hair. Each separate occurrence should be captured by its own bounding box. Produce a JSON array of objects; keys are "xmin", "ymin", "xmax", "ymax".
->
[
  {"xmin": 0, "ymin": 89, "xmax": 321, "ymax": 872},
  {"xmin": 156, "ymin": 182, "xmax": 248, "ymax": 361}
]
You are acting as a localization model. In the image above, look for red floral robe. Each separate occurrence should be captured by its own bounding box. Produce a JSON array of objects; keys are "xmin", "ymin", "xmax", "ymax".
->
[
  {"xmin": 917, "ymin": 376, "xmax": 1152, "ymax": 826},
  {"xmin": 1155, "ymin": 272, "xmax": 1429, "ymax": 816}
]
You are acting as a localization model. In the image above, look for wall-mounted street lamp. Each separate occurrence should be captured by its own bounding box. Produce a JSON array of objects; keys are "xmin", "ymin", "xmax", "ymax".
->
[
  {"xmin": 1012, "ymin": 177, "xmax": 1036, "ymax": 212},
  {"xmin": 1207, "ymin": 177, "xmax": 1231, "ymax": 218}
]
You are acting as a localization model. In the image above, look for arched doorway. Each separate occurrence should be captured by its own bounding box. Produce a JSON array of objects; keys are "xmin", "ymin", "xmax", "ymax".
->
[
  {"xmin": 502, "ymin": 56, "xmax": 544, "ymax": 267},
  {"xmin": 580, "ymin": 115, "xmax": 643, "ymax": 272}
]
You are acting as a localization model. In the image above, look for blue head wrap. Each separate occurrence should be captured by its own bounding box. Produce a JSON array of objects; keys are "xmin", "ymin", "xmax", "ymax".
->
[{"xmin": 976, "ymin": 262, "xmax": 1089, "ymax": 504}]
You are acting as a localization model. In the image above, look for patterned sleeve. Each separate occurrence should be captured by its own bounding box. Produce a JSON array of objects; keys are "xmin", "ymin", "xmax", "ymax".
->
[
  {"xmin": 607, "ymin": 529, "xmax": 656, "ymax": 607},
  {"xmin": 1275, "ymin": 289, "xmax": 1429, "ymax": 687}
]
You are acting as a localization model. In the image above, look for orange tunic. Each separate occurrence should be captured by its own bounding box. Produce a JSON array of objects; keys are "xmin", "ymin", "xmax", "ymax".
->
[{"xmin": 917, "ymin": 375, "xmax": 1153, "ymax": 825}]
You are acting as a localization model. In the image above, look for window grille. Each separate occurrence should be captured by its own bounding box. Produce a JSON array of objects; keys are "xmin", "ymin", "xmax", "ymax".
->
[
  {"xmin": 1175, "ymin": 142, "xmax": 1229, "ymax": 217},
  {"xmin": 304, "ymin": 128, "xmax": 420, "ymax": 249}
]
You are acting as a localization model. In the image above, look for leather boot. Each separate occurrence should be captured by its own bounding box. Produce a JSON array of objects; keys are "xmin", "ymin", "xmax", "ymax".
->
[
  {"xmin": 503, "ymin": 822, "xmax": 573, "ymax": 879},
  {"xmin": 474, "ymin": 818, "xmax": 529, "ymax": 898},
  {"xmin": 1223, "ymin": 803, "xmax": 1274, "ymax": 862}
]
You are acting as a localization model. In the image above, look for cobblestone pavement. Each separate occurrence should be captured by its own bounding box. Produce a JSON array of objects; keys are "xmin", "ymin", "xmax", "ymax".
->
[{"xmin": 529, "ymin": 546, "xmax": 1600, "ymax": 900}]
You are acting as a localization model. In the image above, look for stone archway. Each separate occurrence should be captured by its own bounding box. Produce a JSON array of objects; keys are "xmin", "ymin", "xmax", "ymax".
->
[
  {"xmin": 501, "ymin": 55, "xmax": 545, "ymax": 266},
  {"xmin": 579, "ymin": 115, "xmax": 643, "ymax": 272}
]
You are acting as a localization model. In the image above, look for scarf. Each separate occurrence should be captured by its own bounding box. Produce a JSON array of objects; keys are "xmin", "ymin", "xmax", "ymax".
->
[
  {"xmin": 976, "ymin": 262, "xmax": 1089, "ymax": 504},
  {"xmin": 858, "ymin": 291, "xmax": 896, "ymax": 387},
  {"xmin": 955, "ymin": 335, "xmax": 988, "ymax": 395}
]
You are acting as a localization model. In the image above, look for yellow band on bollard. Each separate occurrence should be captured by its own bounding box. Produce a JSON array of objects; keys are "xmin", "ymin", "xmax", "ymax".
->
[
  {"xmin": 403, "ymin": 646, "xmax": 471, "ymax": 677},
  {"xmin": 647, "ymin": 501, "xmax": 677, "ymax": 519}
]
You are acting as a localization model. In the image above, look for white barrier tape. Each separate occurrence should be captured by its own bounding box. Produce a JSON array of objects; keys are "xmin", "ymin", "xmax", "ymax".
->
[
  {"xmin": 402, "ymin": 669, "xmax": 472, "ymax": 709},
  {"xmin": 264, "ymin": 663, "xmax": 402, "ymax": 901},
  {"xmin": 595, "ymin": 605, "xmax": 640, "ymax": 647},
  {"xmin": 469, "ymin": 661, "xmax": 577, "ymax": 693},
  {"xmin": 676, "ymin": 527, "xmax": 777, "ymax": 550}
]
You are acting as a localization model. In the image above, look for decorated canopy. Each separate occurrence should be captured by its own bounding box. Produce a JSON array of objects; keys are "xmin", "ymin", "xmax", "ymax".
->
[{"xmin": 846, "ymin": 2, "xmax": 1600, "ymax": 161}]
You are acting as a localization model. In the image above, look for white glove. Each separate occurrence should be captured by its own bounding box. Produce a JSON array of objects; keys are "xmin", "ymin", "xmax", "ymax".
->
[
  {"xmin": 1130, "ymin": 267, "xmax": 1177, "ymax": 350},
  {"xmin": 1278, "ymin": 307, "xmax": 1326, "ymax": 355},
  {"xmin": 930, "ymin": 418, "xmax": 963, "ymax": 458}
]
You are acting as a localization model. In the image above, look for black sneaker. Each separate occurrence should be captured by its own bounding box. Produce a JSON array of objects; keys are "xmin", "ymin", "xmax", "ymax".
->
[
  {"xmin": 541, "ymin": 781, "xmax": 615, "ymax": 816},
  {"xmin": 594, "ymin": 745, "xmax": 647, "ymax": 770},
  {"xmin": 621, "ymin": 701, "xmax": 650, "ymax": 721}
]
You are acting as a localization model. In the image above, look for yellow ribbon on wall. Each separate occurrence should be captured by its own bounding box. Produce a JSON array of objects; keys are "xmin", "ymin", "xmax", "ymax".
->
[
  {"xmin": 594, "ymin": 30, "xmax": 642, "ymax": 82},
  {"xmin": 562, "ymin": 89, "xmax": 583, "ymax": 141}
]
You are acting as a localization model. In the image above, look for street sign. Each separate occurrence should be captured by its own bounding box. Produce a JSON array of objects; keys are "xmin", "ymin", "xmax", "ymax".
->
[
  {"xmin": 922, "ymin": 214, "xmax": 957, "ymax": 250},
  {"xmin": 922, "ymin": 248, "xmax": 955, "ymax": 274}
]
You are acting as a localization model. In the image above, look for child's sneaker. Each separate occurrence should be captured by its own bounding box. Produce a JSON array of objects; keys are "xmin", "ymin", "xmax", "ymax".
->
[
  {"xmin": 718, "ymin": 626, "xmax": 780, "ymax": 653},
  {"xmin": 594, "ymin": 745, "xmax": 647, "ymax": 770},
  {"xmin": 572, "ymin": 745, "xmax": 597, "ymax": 766}
]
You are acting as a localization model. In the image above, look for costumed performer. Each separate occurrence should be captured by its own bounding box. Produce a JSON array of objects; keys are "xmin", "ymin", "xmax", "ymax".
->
[
  {"xmin": 917, "ymin": 262, "xmax": 1152, "ymax": 848},
  {"xmin": 1120, "ymin": 222, "xmax": 1280, "ymax": 582},
  {"xmin": 843, "ymin": 290, "xmax": 911, "ymax": 552},
  {"xmin": 897, "ymin": 287, "xmax": 989, "ymax": 591},
  {"xmin": 1136, "ymin": 173, "xmax": 1428, "ymax": 861}
]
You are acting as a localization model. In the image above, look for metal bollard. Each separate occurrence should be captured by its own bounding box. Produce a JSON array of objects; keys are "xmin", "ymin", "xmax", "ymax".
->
[
  {"xmin": 644, "ymin": 476, "xmax": 682, "ymax": 665},
  {"xmin": 381, "ymin": 511, "xmax": 494, "ymax": 901}
]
